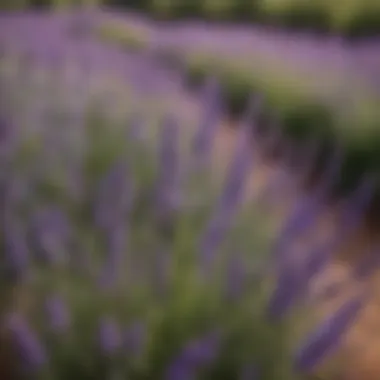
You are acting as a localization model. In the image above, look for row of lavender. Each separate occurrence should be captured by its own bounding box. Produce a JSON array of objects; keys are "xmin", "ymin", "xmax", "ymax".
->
[
  {"xmin": 0, "ymin": 22, "xmax": 377, "ymax": 379},
  {"xmin": 95, "ymin": 12, "xmax": 380, "ymax": 223}
]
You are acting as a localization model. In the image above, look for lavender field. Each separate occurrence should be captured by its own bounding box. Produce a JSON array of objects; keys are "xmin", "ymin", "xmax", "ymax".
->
[
  {"xmin": 96, "ymin": 10, "xmax": 380, "ymax": 217},
  {"xmin": 1, "ymin": 9, "xmax": 380, "ymax": 380}
]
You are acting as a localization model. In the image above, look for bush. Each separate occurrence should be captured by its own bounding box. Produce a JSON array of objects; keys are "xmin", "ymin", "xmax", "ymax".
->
[
  {"xmin": 148, "ymin": 0, "xmax": 177, "ymax": 19},
  {"xmin": 344, "ymin": 7, "xmax": 380, "ymax": 38},
  {"xmin": 0, "ymin": 47, "xmax": 369, "ymax": 379},
  {"xmin": 200, "ymin": 0, "xmax": 236, "ymax": 21},
  {"xmin": 96, "ymin": 23, "xmax": 151, "ymax": 51},
  {"xmin": 258, "ymin": 1, "xmax": 331, "ymax": 33}
]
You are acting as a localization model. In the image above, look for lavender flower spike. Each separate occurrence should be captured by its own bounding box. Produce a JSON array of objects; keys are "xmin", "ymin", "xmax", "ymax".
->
[
  {"xmin": 6, "ymin": 313, "xmax": 47, "ymax": 372},
  {"xmin": 98, "ymin": 316, "xmax": 122, "ymax": 356},
  {"xmin": 218, "ymin": 123, "xmax": 253, "ymax": 215},
  {"xmin": 44, "ymin": 294, "xmax": 70, "ymax": 333},
  {"xmin": 156, "ymin": 114, "xmax": 181, "ymax": 217},
  {"xmin": 165, "ymin": 331, "xmax": 220, "ymax": 380},
  {"xmin": 294, "ymin": 293, "xmax": 367, "ymax": 372},
  {"xmin": 3, "ymin": 219, "xmax": 30, "ymax": 281},
  {"xmin": 198, "ymin": 117, "xmax": 253, "ymax": 268},
  {"xmin": 191, "ymin": 76, "xmax": 222, "ymax": 167}
]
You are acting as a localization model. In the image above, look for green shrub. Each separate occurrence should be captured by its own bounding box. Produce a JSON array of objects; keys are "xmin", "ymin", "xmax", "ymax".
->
[
  {"xmin": 148, "ymin": 0, "xmax": 177, "ymax": 19},
  {"xmin": 258, "ymin": 0, "xmax": 331, "ymax": 32},
  {"xmin": 180, "ymin": 51, "xmax": 380, "ymax": 199},
  {"xmin": 0, "ymin": 51, "xmax": 320, "ymax": 380},
  {"xmin": 96, "ymin": 23, "xmax": 151, "ymax": 51},
  {"xmin": 344, "ymin": 7, "xmax": 380, "ymax": 37},
  {"xmin": 201, "ymin": 0, "xmax": 236, "ymax": 20}
]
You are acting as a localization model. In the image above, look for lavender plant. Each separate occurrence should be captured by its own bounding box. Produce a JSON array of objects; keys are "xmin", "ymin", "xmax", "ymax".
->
[{"xmin": 0, "ymin": 49, "xmax": 369, "ymax": 380}]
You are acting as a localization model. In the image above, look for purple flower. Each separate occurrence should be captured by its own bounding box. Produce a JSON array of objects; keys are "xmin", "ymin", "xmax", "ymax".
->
[
  {"xmin": 267, "ymin": 267, "xmax": 301, "ymax": 319},
  {"xmin": 3, "ymin": 219, "xmax": 30, "ymax": 281},
  {"xmin": 218, "ymin": 126, "xmax": 253, "ymax": 216},
  {"xmin": 198, "ymin": 125, "xmax": 252, "ymax": 269},
  {"xmin": 155, "ymin": 114, "xmax": 181, "ymax": 225},
  {"xmin": 165, "ymin": 331, "xmax": 220, "ymax": 380},
  {"xmin": 272, "ymin": 193, "xmax": 324, "ymax": 262},
  {"xmin": 98, "ymin": 225, "xmax": 128, "ymax": 289},
  {"xmin": 44, "ymin": 295, "xmax": 70, "ymax": 333},
  {"xmin": 6, "ymin": 313, "xmax": 47, "ymax": 371},
  {"xmin": 268, "ymin": 236, "xmax": 339, "ymax": 318},
  {"xmin": 225, "ymin": 254, "xmax": 246, "ymax": 300},
  {"xmin": 31, "ymin": 206, "xmax": 70, "ymax": 265},
  {"xmin": 294, "ymin": 293, "xmax": 367, "ymax": 372},
  {"xmin": 94, "ymin": 160, "xmax": 133, "ymax": 231},
  {"xmin": 198, "ymin": 212, "xmax": 231, "ymax": 269},
  {"xmin": 127, "ymin": 113, "xmax": 145, "ymax": 142},
  {"xmin": 191, "ymin": 76, "xmax": 221, "ymax": 168},
  {"xmin": 98, "ymin": 316, "xmax": 122, "ymax": 356},
  {"xmin": 182, "ymin": 332, "xmax": 220, "ymax": 366}
]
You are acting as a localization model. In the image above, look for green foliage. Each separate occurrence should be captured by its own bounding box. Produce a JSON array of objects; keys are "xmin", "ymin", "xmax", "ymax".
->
[
  {"xmin": 259, "ymin": 0, "xmax": 331, "ymax": 32},
  {"xmin": 96, "ymin": 23, "xmax": 151, "ymax": 51},
  {"xmin": 200, "ymin": 0, "xmax": 236, "ymax": 20},
  {"xmin": 180, "ymin": 54, "xmax": 380, "ymax": 202}
]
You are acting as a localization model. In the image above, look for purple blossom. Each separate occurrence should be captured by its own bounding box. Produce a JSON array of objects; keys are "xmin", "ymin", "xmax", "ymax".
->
[
  {"xmin": 225, "ymin": 254, "xmax": 246, "ymax": 300},
  {"xmin": 267, "ymin": 267, "xmax": 301, "ymax": 319},
  {"xmin": 218, "ymin": 126, "xmax": 253, "ymax": 215},
  {"xmin": 272, "ymin": 192, "xmax": 324, "ymax": 262},
  {"xmin": 165, "ymin": 331, "xmax": 220, "ymax": 380},
  {"xmin": 44, "ymin": 295, "xmax": 70, "ymax": 333},
  {"xmin": 98, "ymin": 316, "xmax": 122, "ymax": 356},
  {"xmin": 268, "ymin": 236, "xmax": 340, "ymax": 318},
  {"xmin": 198, "ymin": 124, "xmax": 252, "ymax": 269},
  {"xmin": 3, "ymin": 219, "xmax": 30, "ymax": 281},
  {"xmin": 294, "ymin": 293, "xmax": 367, "ymax": 372},
  {"xmin": 198, "ymin": 212, "xmax": 231, "ymax": 269},
  {"xmin": 94, "ymin": 160, "xmax": 133, "ymax": 232},
  {"xmin": 31, "ymin": 206, "xmax": 70, "ymax": 265},
  {"xmin": 100, "ymin": 225, "xmax": 128, "ymax": 287},
  {"xmin": 128, "ymin": 113, "xmax": 145, "ymax": 142},
  {"xmin": 191, "ymin": 76, "xmax": 221, "ymax": 167},
  {"xmin": 6, "ymin": 313, "xmax": 47, "ymax": 372},
  {"xmin": 155, "ymin": 114, "xmax": 181, "ymax": 219}
]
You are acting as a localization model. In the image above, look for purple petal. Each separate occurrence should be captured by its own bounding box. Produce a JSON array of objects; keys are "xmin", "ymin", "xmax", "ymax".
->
[{"xmin": 294, "ymin": 294, "xmax": 367, "ymax": 372}]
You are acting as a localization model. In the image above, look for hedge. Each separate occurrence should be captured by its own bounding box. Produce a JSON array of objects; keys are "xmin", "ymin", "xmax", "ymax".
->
[
  {"xmin": 101, "ymin": 0, "xmax": 380, "ymax": 37},
  {"xmin": 2, "ymin": 0, "xmax": 379, "ymax": 37}
]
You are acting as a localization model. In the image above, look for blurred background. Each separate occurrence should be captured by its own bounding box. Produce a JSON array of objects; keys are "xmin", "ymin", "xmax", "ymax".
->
[{"xmin": 0, "ymin": 1, "xmax": 380, "ymax": 380}]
